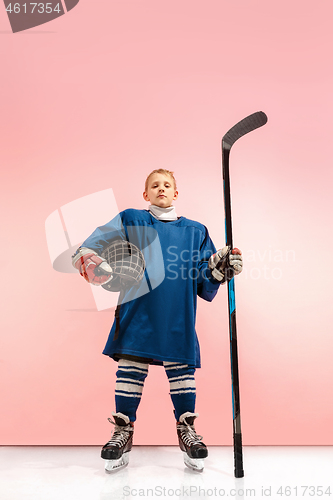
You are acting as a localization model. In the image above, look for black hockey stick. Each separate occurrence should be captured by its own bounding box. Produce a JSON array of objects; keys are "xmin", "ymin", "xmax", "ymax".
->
[{"xmin": 222, "ymin": 111, "xmax": 268, "ymax": 478}]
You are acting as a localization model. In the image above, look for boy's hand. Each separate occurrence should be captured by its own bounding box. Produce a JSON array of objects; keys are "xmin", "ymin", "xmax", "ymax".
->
[
  {"xmin": 208, "ymin": 247, "xmax": 243, "ymax": 281},
  {"xmin": 208, "ymin": 247, "xmax": 229, "ymax": 281},
  {"xmin": 72, "ymin": 247, "xmax": 113, "ymax": 285}
]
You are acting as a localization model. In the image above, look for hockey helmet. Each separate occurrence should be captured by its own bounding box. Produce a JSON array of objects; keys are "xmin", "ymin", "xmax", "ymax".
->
[{"xmin": 101, "ymin": 240, "xmax": 145, "ymax": 292}]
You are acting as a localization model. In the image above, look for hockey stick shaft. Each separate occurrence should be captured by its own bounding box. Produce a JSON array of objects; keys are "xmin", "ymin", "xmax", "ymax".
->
[
  {"xmin": 221, "ymin": 111, "xmax": 267, "ymax": 478},
  {"xmin": 222, "ymin": 145, "xmax": 244, "ymax": 478}
]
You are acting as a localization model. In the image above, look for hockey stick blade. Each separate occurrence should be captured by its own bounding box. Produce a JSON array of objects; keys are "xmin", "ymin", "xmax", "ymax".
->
[{"xmin": 222, "ymin": 111, "xmax": 268, "ymax": 149}]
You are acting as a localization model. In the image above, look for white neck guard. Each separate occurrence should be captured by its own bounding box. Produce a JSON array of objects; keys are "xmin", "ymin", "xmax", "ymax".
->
[{"xmin": 148, "ymin": 204, "xmax": 178, "ymax": 221}]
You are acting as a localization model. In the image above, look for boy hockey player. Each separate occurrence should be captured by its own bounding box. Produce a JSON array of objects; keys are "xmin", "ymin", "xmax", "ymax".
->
[{"xmin": 72, "ymin": 169, "xmax": 243, "ymax": 472}]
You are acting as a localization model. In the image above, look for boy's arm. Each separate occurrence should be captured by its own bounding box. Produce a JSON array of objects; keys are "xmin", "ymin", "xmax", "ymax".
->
[
  {"xmin": 71, "ymin": 212, "xmax": 127, "ymax": 284},
  {"xmin": 78, "ymin": 212, "xmax": 126, "ymax": 254},
  {"xmin": 196, "ymin": 227, "xmax": 222, "ymax": 302},
  {"xmin": 197, "ymin": 228, "xmax": 243, "ymax": 302},
  {"xmin": 197, "ymin": 266, "xmax": 221, "ymax": 302}
]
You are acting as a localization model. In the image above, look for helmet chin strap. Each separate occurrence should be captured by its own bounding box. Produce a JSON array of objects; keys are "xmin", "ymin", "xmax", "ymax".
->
[{"xmin": 148, "ymin": 204, "xmax": 178, "ymax": 221}]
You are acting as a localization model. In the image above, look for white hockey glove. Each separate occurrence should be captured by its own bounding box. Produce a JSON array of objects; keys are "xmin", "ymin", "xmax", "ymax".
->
[
  {"xmin": 229, "ymin": 249, "xmax": 243, "ymax": 275},
  {"xmin": 72, "ymin": 247, "xmax": 113, "ymax": 285},
  {"xmin": 208, "ymin": 247, "xmax": 243, "ymax": 282}
]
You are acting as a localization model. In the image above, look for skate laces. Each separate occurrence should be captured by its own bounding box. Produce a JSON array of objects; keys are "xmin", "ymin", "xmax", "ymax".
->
[
  {"xmin": 177, "ymin": 421, "xmax": 204, "ymax": 446},
  {"xmin": 106, "ymin": 417, "xmax": 132, "ymax": 447}
]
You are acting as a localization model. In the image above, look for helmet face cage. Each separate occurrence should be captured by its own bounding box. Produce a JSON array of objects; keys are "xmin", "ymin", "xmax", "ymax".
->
[{"xmin": 101, "ymin": 240, "xmax": 145, "ymax": 292}]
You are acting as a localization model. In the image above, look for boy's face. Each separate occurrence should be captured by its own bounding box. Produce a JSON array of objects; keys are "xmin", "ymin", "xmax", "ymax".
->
[{"xmin": 143, "ymin": 173, "xmax": 178, "ymax": 208}]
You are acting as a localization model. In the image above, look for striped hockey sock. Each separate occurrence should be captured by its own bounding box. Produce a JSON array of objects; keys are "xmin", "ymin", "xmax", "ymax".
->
[
  {"xmin": 163, "ymin": 362, "xmax": 196, "ymax": 421},
  {"xmin": 115, "ymin": 359, "xmax": 149, "ymax": 422}
]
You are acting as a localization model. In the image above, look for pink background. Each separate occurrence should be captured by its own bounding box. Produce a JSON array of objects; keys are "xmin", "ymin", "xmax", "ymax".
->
[{"xmin": 1, "ymin": 0, "xmax": 333, "ymax": 446}]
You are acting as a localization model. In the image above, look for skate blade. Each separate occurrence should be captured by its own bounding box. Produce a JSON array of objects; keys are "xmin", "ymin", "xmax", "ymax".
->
[
  {"xmin": 183, "ymin": 452, "xmax": 205, "ymax": 472},
  {"xmin": 104, "ymin": 452, "xmax": 129, "ymax": 473}
]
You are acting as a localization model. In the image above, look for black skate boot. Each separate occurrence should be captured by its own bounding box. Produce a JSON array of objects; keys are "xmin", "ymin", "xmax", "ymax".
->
[
  {"xmin": 101, "ymin": 412, "xmax": 134, "ymax": 473},
  {"xmin": 177, "ymin": 412, "xmax": 208, "ymax": 472}
]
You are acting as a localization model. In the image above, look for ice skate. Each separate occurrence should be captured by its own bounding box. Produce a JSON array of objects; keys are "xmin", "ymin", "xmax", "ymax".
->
[
  {"xmin": 101, "ymin": 412, "xmax": 134, "ymax": 473},
  {"xmin": 177, "ymin": 412, "xmax": 208, "ymax": 472}
]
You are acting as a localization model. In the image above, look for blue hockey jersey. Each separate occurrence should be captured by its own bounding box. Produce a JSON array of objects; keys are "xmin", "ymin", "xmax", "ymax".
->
[{"xmin": 81, "ymin": 209, "xmax": 221, "ymax": 368}]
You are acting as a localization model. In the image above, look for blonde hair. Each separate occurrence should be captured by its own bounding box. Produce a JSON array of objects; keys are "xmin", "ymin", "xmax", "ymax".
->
[{"xmin": 144, "ymin": 169, "xmax": 177, "ymax": 192}]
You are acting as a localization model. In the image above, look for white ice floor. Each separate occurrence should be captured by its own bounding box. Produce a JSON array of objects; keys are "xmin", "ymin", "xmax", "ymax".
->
[{"xmin": 0, "ymin": 446, "xmax": 332, "ymax": 500}]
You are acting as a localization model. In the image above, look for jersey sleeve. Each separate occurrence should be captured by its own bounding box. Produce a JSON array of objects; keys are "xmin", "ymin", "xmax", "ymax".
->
[
  {"xmin": 196, "ymin": 226, "xmax": 222, "ymax": 302},
  {"xmin": 78, "ymin": 212, "xmax": 127, "ymax": 254}
]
